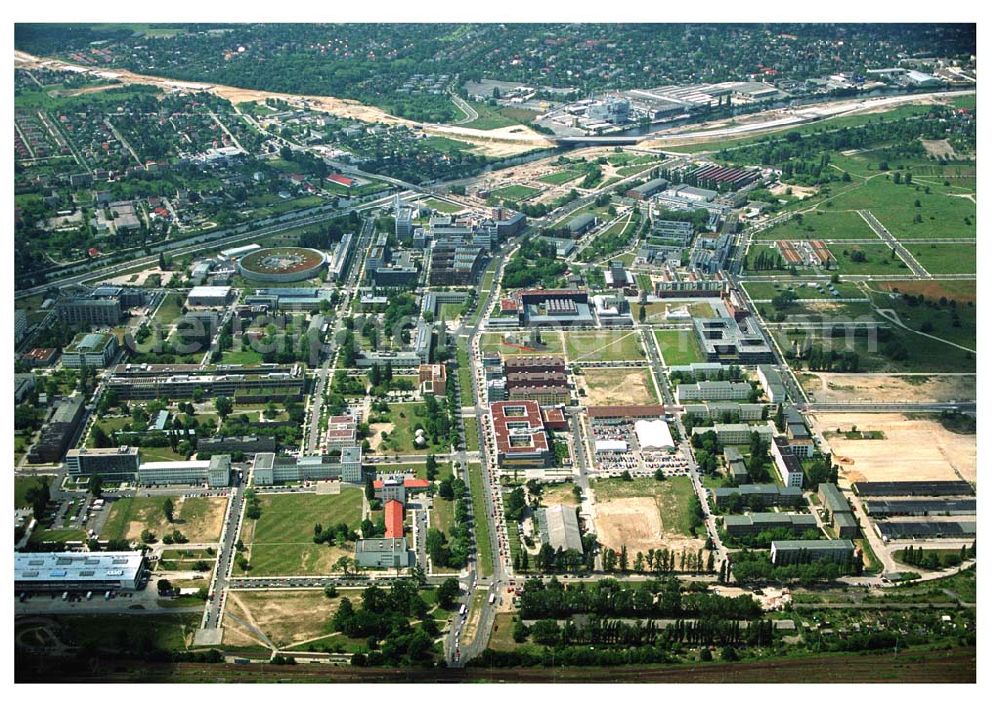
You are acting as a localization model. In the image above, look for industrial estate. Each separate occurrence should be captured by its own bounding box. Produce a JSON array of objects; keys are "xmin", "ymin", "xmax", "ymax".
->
[{"xmin": 12, "ymin": 22, "xmax": 976, "ymax": 684}]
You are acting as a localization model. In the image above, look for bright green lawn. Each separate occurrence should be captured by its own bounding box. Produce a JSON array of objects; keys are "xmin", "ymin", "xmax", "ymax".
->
[
  {"xmin": 909, "ymin": 243, "xmax": 976, "ymax": 275},
  {"xmin": 242, "ymin": 489, "xmax": 363, "ymax": 576},
  {"xmin": 755, "ymin": 210, "xmax": 880, "ymax": 241},
  {"xmin": 654, "ymin": 329, "xmax": 705, "ymax": 366}
]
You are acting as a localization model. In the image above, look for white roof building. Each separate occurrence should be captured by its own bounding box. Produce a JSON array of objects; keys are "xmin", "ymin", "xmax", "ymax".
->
[
  {"xmin": 595, "ymin": 439, "xmax": 629, "ymax": 453},
  {"xmin": 635, "ymin": 419, "xmax": 675, "ymax": 449}
]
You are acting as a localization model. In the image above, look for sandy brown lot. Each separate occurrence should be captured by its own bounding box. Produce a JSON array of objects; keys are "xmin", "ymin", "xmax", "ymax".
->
[
  {"xmin": 225, "ymin": 590, "xmax": 364, "ymax": 648},
  {"xmin": 593, "ymin": 497, "xmax": 701, "ymax": 557},
  {"xmin": 811, "ymin": 412, "xmax": 976, "ymax": 486},
  {"xmin": 579, "ymin": 367, "xmax": 658, "ymax": 406},
  {"xmin": 769, "ymin": 182, "xmax": 818, "ymax": 200},
  {"xmin": 800, "ymin": 372, "xmax": 976, "ymax": 404}
]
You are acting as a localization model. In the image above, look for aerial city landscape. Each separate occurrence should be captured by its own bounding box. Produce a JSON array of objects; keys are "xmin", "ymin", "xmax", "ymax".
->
[{"xmin": 11, "ymin": 22, "xmax": 977, "ymax": 683}]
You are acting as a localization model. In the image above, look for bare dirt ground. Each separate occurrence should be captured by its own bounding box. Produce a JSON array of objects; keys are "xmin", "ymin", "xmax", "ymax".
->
[
  {"xmin": 811, "ymin": 412, "xmax": 976, "ymax": 486},
  {"xmin": 800, "ymin": 372, "xmax": 976, "ymax": 404},
  {"xmin": 579, "ymin": 368, "xmax": 658, "ymax": 406},
  {"xmin": 769, "ymin": 182, "xmax": 818, "ymax": 200},
  {"xmin": 368, "ymin": 422, "xmax": 395, "ymax": 452},
  {"xmin": 226, "ymin": 590, "xmax": 362, "ymax": 648},
  {"xmin": 118, "ymin": 496, "xmax": 227, "ymax": 544},
  {"xmin": 921, "ymin": 139, "xmax": 958, "ymax": 160},
  {"xmin": 594, "ymin": 497, "xmax": 663, "ymax": 554},
  {"xmin": 593, "ymin": 497, "xmax": 701, "ymax": 557}
]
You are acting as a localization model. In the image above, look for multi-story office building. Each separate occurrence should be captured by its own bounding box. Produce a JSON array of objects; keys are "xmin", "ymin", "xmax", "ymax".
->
[
  {"xmin": 28, "ymin": 394, "xmax": 86, "ymax": 464},
  {"xmin": 692, "ymin": 423, "xmax": 772, "ymax": 446},
  {"xmin": 106, "ymin": 363, "xmax": 304, "ymax": 402},
  {"xmin": 62, "ymin": 332, "xmax": 119, "ymax": 369},
  {"xmin": 772, "ymin": 436, "xmax": 804, "ymax": 488},
  {"xmin": 676, "ymin": 380, "xmax": 752, "ymax": 402},
  {"xmin": 66, "ymin": 446, "xmax": 141, "ymax": 482},
  {"xmin": 770, "ymin": 539, "xmax": 856, "ymax": 566}
]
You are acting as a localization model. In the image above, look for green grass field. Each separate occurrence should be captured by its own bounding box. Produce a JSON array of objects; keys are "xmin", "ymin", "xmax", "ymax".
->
[
  {"xmin": 755, "ymin": 210, "xmax": 880, "ymax": 241},
  {"xmin": 421, "ymin": 136, "xmax": 474, "ymax": 153},
  {"xmin": 479, "ymin": 331, "xmax": 563, "ymax": 358},
  {"xmin": 464, "ymin": 417, "xmax": 481, "ymax": 452},
  {"xmin": 782, "ymin": 325, "xmax": 976, "ymax": 374},
  {"xmin": 37, "ymin": 613, "xmax": 201, "ymax": 653},
  {"xmin": 152, "ymin": 292, "xmax": 184, "ymax": 325},
  {"xmin": 220, "ymin": 348, "xmax": 265, "ymax": 365},
  {"xmin": 654, "ymin": 329, "xmax": 705, "ymax": 366},
  {"xmin": 538, "ymin": 169, "xmax": 584, "ymax": 185},
  {"xmin": 462, "ymin": 103, "xmax": 538, "ymax": 130},
  {"xmin": 378, "ymin": 402, "xmax": 453, "ymax": 455},
  {"xmin": 423, "ymin": 197, "xmax": 464, "ymax": 214},
  {"xmin": 590, "ymin": 476, "xmax": 697, "ymax": 537},
  {"xmin": 565, "ymin": 330, "xmax": 646, "ymax": 362},
  {"xmin": 817, "ymin": 174, "xmax": 976, "ymax": 241},
  {"xmin": 742, "ymin": 280, "xmax": 866, "ymax": 301},
  {"xmin": 468, "ymin": 463, "xmax": 494, "ymax": 576},
  {"xmin": 242, "ymin": 490, "xmax": 363, "ymax": 576},
  {"xmin": 491, "ymin": 184, "xmax": 541, "ymax": 202},
  {"xmin": 431, "ymin": 496, "xmax": 456, "ymax": 536},
  {"xmin": 832, "ymin": 243, "xmax": 915, "ymax": 276},
  {"xmin": 456, "ymin": 345, "xmax": 475, "ymax": 406},
  {"xmin": 32, "ymin": 528, "xmax": 88, "ymax": 543},
  {"xmin": 910, "ymin": 243, "xmax": 976, "ymax": 275},
  {"xmin": 869, "ymin": 291, "xmax": 976, "ymax": 350},
  {"xmin": 15, "ymin": 476, "xmax": 50, "ymax": 509}
]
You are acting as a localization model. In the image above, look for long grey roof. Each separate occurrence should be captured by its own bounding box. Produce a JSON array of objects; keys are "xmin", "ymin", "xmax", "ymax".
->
[{"xmin": 15, "ymin": 551, "xmax": 144, "ymax": 583}]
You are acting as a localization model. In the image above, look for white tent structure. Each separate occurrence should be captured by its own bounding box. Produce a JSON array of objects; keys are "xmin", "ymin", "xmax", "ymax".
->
[
  {"xmin": 595, "ymin": 439, "xmax": 629, "ymax": 453},
  {"xmin": 635, "ymin": 419, "xmax": 675, "ymax": 449}
]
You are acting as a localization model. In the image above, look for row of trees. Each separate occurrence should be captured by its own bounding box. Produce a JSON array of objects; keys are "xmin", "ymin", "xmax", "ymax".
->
[{"xmin": 518, "ymin": 576, "xmax": 762, "ymax": 621}]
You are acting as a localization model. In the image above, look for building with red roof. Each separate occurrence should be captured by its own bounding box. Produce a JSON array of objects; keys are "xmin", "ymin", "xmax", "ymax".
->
[
  {"xmin": 384, "ymin": 499, "xmax": 405, "ymax": 539},
  {"xmin": 326, "ymin": 173, "xmax": 356, "ymax": 188},
  {"xmin": 490, "ymin": 400, "xmax": 551, "ymax": 467}
]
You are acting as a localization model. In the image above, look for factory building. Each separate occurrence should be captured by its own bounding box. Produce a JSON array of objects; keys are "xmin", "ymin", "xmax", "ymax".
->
[{"xmin": 538, "ymin": 504, "xmax": 583, "ymax": 553}]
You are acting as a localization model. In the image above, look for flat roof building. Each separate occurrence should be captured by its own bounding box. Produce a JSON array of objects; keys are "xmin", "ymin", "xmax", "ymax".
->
[
  {"xmin": 723, "ymin": 512, "xmax": 818, "ymax": 537},
  {"xmin": 757, "ymin": 365, "xmax": 787, "ymax": 404},
  {"xmin": 66, "ymin": 446, "xmax": 140, "ymax": 482},
  {"xmin": 187, "ymin": 286, "xmax": 233, "ymax": 308},
  {"xmin": 355, "ymin": 537, "xmax": 410, "ymax": 569},
  {"xmin": 62, "ymin": 332, "xmax": 119, "ymax": 369},
  {"xmin": 772, "ymin": 437, "xmax": 804, "ymax": 489},
  {"xmin": 15, "ymin": 552, "xmax": 148, "ymax": 593},
  {"xmin": 770, "ymin": 539, "xmax": 856, "ymax": 566}
]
